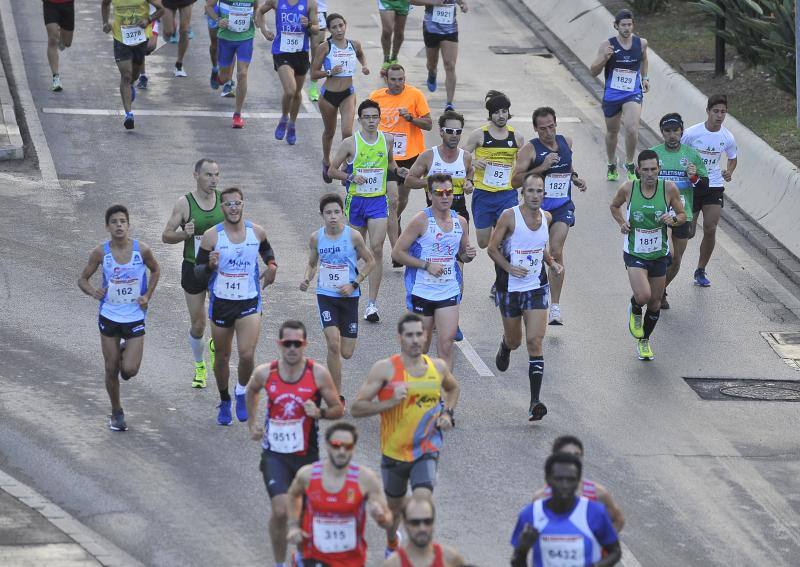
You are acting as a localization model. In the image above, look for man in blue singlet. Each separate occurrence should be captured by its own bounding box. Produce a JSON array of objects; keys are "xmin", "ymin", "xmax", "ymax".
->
[{"xmin": 589, "ymin": 9, "xmax": 650, "ymax": 182}]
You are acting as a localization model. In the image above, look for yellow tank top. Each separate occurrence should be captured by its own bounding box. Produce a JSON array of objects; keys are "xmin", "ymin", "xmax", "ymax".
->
[
  {"xmin": 378, "ymin": 355, "xmax": 443, "ymax": 462},
  {"xmin": 474, "ymin": 125, "xmax": 519, "ymax": 192}
]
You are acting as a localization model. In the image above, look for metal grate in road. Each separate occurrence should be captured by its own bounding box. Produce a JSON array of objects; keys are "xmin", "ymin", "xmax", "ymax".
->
[{"xmin": 684, "ymin": 378, "xmax": 800, "ymax": 402}]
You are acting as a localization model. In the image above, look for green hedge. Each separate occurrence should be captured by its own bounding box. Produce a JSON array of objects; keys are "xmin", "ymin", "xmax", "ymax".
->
[{"xmin": 626, "ymin": 0, "xmax": 670, "ymax": 13}]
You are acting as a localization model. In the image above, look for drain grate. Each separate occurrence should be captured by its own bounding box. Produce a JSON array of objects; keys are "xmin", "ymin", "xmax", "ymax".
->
[
  {"xmin": 684, "ymin": 378, "xmax": 800, "ymax": 401},
  {"xmin": 489, "ymin": 46, "xmax": 551, "ymax": 57}
]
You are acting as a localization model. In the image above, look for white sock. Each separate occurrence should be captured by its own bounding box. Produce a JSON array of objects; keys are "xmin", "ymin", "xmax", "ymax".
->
[
  {"xmin": 235, "ymin": 383, "xmax": 246, "ymax": 396},
  {"xmin": 188, "ymin": 332, "xmax": 205, "ymax": 363}
]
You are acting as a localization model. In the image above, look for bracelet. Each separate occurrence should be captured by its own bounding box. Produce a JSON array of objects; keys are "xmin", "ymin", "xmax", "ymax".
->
[
  {"xmin": 423, "ymin": 261, "xmax": 430, "ymax": 271},
  {"xmin": 642, "ymin": 76, "xmax": 650, "ymax": 80},
  {"xmin": 268, "ymin": 260, "xmax": 278, "ymax": 268}
]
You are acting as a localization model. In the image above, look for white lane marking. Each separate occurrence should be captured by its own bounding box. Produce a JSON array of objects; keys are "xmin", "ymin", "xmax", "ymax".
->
[
  {"xmin": 454, "ymin": 339, "xmax": 495, "ymax": 377},
  {"xmin": 620, "ymin": 541, "xmax": 643, "ymax": 567},
  {"xmin": 42, "ymin": 108, "xmax": 323, "ymax": 119}
]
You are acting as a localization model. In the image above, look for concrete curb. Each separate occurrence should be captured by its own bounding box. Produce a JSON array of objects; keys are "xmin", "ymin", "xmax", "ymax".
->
[
  {"xmin": 0, "ymin": 469, "xmax": 145, "ymax": 567},
  {"xmin": 512, "ymin": 0, "xmax": 800, "ymax": 287},
  {"xmin": 0, "ymin": 8, "xmax": 23, "ymax": 161}
]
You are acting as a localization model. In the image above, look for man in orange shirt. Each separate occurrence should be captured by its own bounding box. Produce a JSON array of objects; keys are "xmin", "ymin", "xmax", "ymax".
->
[{"xmin": 369, "ymin": 64, "xmax": 433, "ymax": 253}]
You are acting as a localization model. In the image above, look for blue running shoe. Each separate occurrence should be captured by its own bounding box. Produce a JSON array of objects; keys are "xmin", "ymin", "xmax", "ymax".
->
[
  {"xmin": 217, "ymin": 400, "xmax": 232, "ymax": 425},
  {"xmin": 169, "ymin": 33, "xmax": 178, "ymax": 44},
  {"xmin": 286, "ymin": 123, "xmax": 297, "ymax": 145},
  {"xmin": 426, "ymin": 72, "xmax": 437, "ymax": 92},
  {"xmin": 235, "ymin": 392, "xmax": 248, "ymax": 422},
  {"xmin": 694, "ymin": 268, "xmax": 711, "ymax": 287},
  {"xmin": 136, "ymin": 74, "xmax": 148, "ymax": 90},
  {"xmin": 275, "ymin": 116, "xmax": 289, "ymax": 140},
  {"xmin": 123, "ymin": 112, "xmax": 134, "ymax": 130},
  {"xmin": 220, "ymin": 81, "xmax": 235, "ymax": 98},
  {"xmin": 454, "ymin": 327, "xmax": 464, "ymax": 342},
  {"xmin": 210, "ymin": 68, "xmax": 220, "ymax": 90},
  {"xmin": 130, "ymin": 85, "xmax": 136, "ymax": 103},
  {"xmin": 444, "ymin": 102, "xmax": 455, "ymax": 112}
]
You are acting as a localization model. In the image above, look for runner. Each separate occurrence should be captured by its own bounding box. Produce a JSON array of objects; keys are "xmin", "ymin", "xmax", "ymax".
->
[
  {"xmin": 589, "ymin": 9, "xmax": 649, "ymax": 182},
  {"xmin": 101, "ymin": 0, "xmax": 164, "ymax": 130},
  {"xmin": 511, "ymin": 107, "xmax": 588, "ymax": 325},
  {"xmin": 205, "ymin": 1, "xmax": 221, "ymax": 89},
  {"xmin": 258, "ymin": 0, "xmax": 318, "ymax": 144},
  {"xmin": 193, "ymin": 187, "xmax": 278, "ymax": 423},
  {"xmin": 300, "ymin": 192, "xmax": 376, "ymax": 402},
  {"xmin": 245, "ymin": 320, "xmax": 344, "ymax": 567},
  {"xmin": 609, "ymin": 149, "xmax": 686, "ymax": 360},
  {"xmin": 392, "ymin": 173, "xmax": 476, "ymax": 370},
  {"xmin": 161, "ymin": 158, "xmax": 224, "ymax": 389},
  {"xmin": 78, "ymin": 205, "xmax": 161, "ymax": 431},
  {"xmin": 383, "ymin": 496, "xmax": 466, "ymax": 567},
  {"xmin": 510, "ymin": 453, "xmax": 622, "ymax": 567},
  {"xmin": 681, "ymin": 94, "xmax": 737, "ymax": 288},
  {"xmin": 351, "ymin": 313, "xmax": 460, "ymax": 557},
  {"xmin": 306, "ymin": 0, "xmax": 328, "ymax": 102},
  {"xmin": 310, "ymin": 13, "xmax": 369, "ymax": 184},
  {"xmin": 369, "ymin": 64, "xmax": 433, "ymax": 250},
  {"xmin": 286, "ymin": 421, "xmax": 393, "ymax": 567},
  {"xmin": 378, "ymin": 0, "xmax": 410, "ymax": 70},
  {"xmin": 43, "ymin": 0, "xmax": 75, "ymax": 92},
  {"xmin": 651, "ymin": 112, "xmax": 709, "ymax": 308},
  {"xmin": 328, "ymin": 98, "xmax": 407, "ymax": 324},
  {"xmin": 207, "ymin": 0, "xmax": 264, "ymax": 128},
  {"xmin": 162, "ymin": 0, "xmax": 196, "ymax": 77},
  {"xmin": 135, "ymin": 4, "xmax": 161, "ymax": 89},
  {"xmin": 532, "ymin": 435, "xmax": 625, "ymax": 532},
  {"xmin": 413, "ymin": 0, "xmax": 468, "ymax": 111},
  {"xmin": 487, "ymin": 174, "xmax": 562, "ymax": 421}
]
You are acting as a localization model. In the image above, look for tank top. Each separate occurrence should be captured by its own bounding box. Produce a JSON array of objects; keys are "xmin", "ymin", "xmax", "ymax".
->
[
  {"xmin": 100, "ymin": 240, "xmax": 147, "ymax": 323},
  {"xmin": 530, "ymin": 497, "xmax": 604, "ymax": 567},
  {"xmin": 496, "ymin": 206, "xmax": 549, "ymax": 293},
  {"xmin": 423, "ymin": 0, "xmax": 458, "ymax": 35},
  {"xmin": 428, "ymin": 146, "xmax": 467, "ymax": 195},
  {"xmin": 183, "ymin": 191, "xmax": 223, "ymax": 264},
  {"xmin": 261, "ymin": 359, "xmax": 321, "ymax": 455},
  {"xmin": 210, "ymin": 221, "xmax": 261, "ymax": 301},
  {"xmin": 272, "ymin": 0, "xmax": 309, "ymax": 54},
  {"xmin": 111, "ymin": 0, "xmax": 151, "ymax": 45},
  {"xmin": 378, "ymin": 355, "xmax": 443, "ymax": 462},
  {"xmin": 404, "ymin": 209, "xmax": 463, "ymax": 302},
  {"xmin": 323, "ymin": 39, "xmax": 357, "ymax": 78},
  {"xmin": 474, "ymin": 125, "xmax": 519, "ymax": 192},
  {"xmin": 542, "ymin": 480, "xmax": 598, "ymax": 501},
  {"xmin": 397, "ymin": 543, "xmax": 446, "ymax": 567},
  {"xmin": 316, "ymin": 226, "xmax": 359, "ymax": 298},
  {"xmin": 532, "ymin": 135, "xmax": 573, "ymax": 211},
  {"xmin": 216, "ymin": 0, "xmax": 257, "ymax": 41},
  {"xmin": 301, "ymin": 462, "xmax": 367, "ymax": 566},
  {"xmin": 603, "ymin": 36, "xmax": 643, "ymax": 102},
  {"xmin": 347, "ymin": 131, "xmax": 389, "ymax": 197},
  {"xmin": 624, "ymin": 179, "xmax": 670, "ymax": 260}
]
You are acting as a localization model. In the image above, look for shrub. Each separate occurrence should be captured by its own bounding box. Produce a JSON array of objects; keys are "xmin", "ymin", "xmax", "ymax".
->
[{"xmin": 627, "ymin": 0, "xmax": 670, "ymax": 13}]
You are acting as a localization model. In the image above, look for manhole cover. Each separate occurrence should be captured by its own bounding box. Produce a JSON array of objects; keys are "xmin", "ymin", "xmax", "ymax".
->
[
  {"xmin": 719, "ymin": 385, "xmax": 800, "ymax": 401},
  {"xmin": 684, "ymin": 378, "xmax": 800, "ymax": 401}
]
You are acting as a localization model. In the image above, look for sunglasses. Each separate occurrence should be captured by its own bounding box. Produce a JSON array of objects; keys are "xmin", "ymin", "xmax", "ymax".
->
[
  {"xmin": 406, "ymin": 518, "xmax": 434, "ymax": 527},
  {"xmin": 431, "ymin": 189, "xmax": 454, "ymax": 196},
  {"xmin": 278, "ymin": 339, "xmax": 306, "ymax": 348},
  {"xmin": 222, "ymin": 200, "xmax": 243, "ymax": 208},
  {"xmin": 328, "ymin": 439, "xmax": 355, "ymax": 450},
  {"xmin": 442, "ymin": 127, "xmax": 462, "ymax": 135}
]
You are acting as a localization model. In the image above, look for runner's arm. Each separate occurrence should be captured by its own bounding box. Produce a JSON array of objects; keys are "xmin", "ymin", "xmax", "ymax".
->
[
  {"xmin": 531, "ymin": 485, "xmax": 547, "ymax": 501},
  {"xmin": 662, "ymin": 181, "xmax": 686, "ymax": 226},
  {"xmin": 382, "ymin": 555, "xmax": 401, "ymax": 567},
  {"xmin": 589, "ymin": 40, "xmax": 613, "ymax": 76},
  {"xmin": 724, "ymin": 157, "xmax": 737, "ymax": 181},
  {"xmin": 403, "ymin": 151, "xmax": 431, "ymax": 189},
  {"xmin": 456, "ymin": 216, "xmax": 476, "ymax": 263},
  {"xmin": 353, "ymin": 40, "xmax": 369, "ymax": 74},
  {"xmin": 313, "ymin": 363, "xmax": 345, "ymax": 419},
  {"xmin": 328, "ymin": 137, "xmax": 356, "ymax": 182},
  {"xmin": 510, "ymin": 142, "xmax": 537, "ymax": 188},
  {"xmin": 101, "ymin": 0, "xmax": 111, "ymax": 31},
  {"xmin": 463, "ymin": 152, "xmax": 474, "ymax": 194},
  {"xmin": 391, "ymin": 213, "xmax": 427, "ymax": 267},
  {"xmin": 439, "ymin": 361, "xmax": 460, "ymax": 413},
  {"xmin": 640, "ymin": 38, "xmax": 649, "ymax": 92},
  {"xmin": 245, "ymin": 364, "xmax": 269, "ymax": 439},
  {"xmin": 300, "ymin": 232, "xmax": 319, "ymax": 291},
  {"xmin": 351, "ymin": 230, "xmax": 375, "ymax": 281},
  {"xmin": 192, "ymin": 229, "xmax": 219, "ymax": 281},
  {"xmin": 486, "ymin": 210, "xmax": 514, "ymax": 272},
  {"xmin": 146, "ymin": 0, "xmax": 164, "ymax": 22},
  {"xmin": 77, "ymin": 247, "xmax": 105, "ymax": 300},
  {"xmin": 460, "ymin": 128, "xmax": 482, "ymax": 153},
  {"xmin": 350, "ymin": 360, "xmax": 401, "ymax": 417},
  {"xmin": 310, "ymin": 42, "xmax": 330, "ymax": 81},
  {"xmin": 409, "ymin": 112, "xmax": 433, "ymax": 132},
  {"xmin": 596, "ymin": 541, "xmax": 622, "ymax": 566},
  {"xmin": 596, "ymin": 483, "xmax": 626, "ymax": 533},
  {"xmin": 306, "ymin": 0, "xmax": 319, "ymax": 35},
  {"xmin": 286, "ymin": 466, "xmax": 312, "ymax": 526},
  {"xmin": 443, "ymin": 544, "xmax": 467, "ymax": 567},
  {"xmin": 161, "ymin": 197, "xmax": 191, "ymax": 244},
  {"xmin": 609, "ymin": 182, "xmax": 633, "ymax": 233},
  {"xmin": 139, "ymin": 243, "xmax": 161, "ymax": 305},
  {"xmin": 360, "ymin": 468, "xmax": 393, "ymax": 529}
]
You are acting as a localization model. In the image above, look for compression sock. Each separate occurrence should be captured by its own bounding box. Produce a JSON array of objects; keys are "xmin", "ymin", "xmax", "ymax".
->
[
  {"xmin": 188, "ymin": 331, "xmax": 205, "ymax": 363},
  {"xmin": 643, "ymin": 309, "xmax": 660, "ymax": 339},
  {"xmin": 529, "ymin": 356, "xmax": 544, "ymax": 402}
]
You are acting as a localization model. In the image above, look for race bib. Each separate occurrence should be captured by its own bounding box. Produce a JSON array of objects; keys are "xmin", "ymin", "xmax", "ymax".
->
[
  {"xmin": 483, "ymin": 161, "xmax": 511, "ymax": 188},
  {"xmin": 194, "ymin": 236, "xmax": 203, "ymax": 257},
  {"xmin": 633, "ymin": 227, "xmax": 663, "ymax": 254},
  {"xmin": 121, "ymin": 25, "xmax": 146, "ymax": 46},
  {"xmin": 697, "ymin": 149, "xmax": 720, "ymax": 172},
  {"xmin": 508, "ymin": 248, "xmax": 543, "ymax": 292},
  {"xmin": 268, "ymin": 418, "xmax": 304, "ymax": 453},
  {"xmin": 544, "ymin": 173, "xmax": 571, "ymax": 199},
  {"xmin": 540, "ymin": 534, "xmax": 585, "ymax": 567},
  {"xmin": 431, "ymin": 4, "xmax": 455, "ymax": 24},
  {"xmin": 214, "ymin": 270, "xmax": 249, "ymax": 299},
  {"xmin": 317, "ymin": 11, "xmax": 327, "ymax": 29},
  {"xmin": 228, "ymin": 7, "xmax": 253, "ymax": 33},
  {"xmin": 610, "ymin": 68, "xmax": 637, "ymax": 92},
  {"xmin": 331, "ymin": 53, "xmax": 354, "ymax": 76},
  {"xmin": 280, "ymin": 31, "xmax": 304, "ymax": 53},
  {"xmin": 107, "ymin": 277, "xmax": 141, "ymax": 304},
  {"xmin": 312, "ymin": 516, "xmax": 357, "ymax": 553},
  {"xmin": 422, "ymin": 256, "xmax": 456, "ymax": 284},
  {"xmin": 319, "ymin": 262, "xmax": 348, "ymax": 290},
  {"xmin": 392, "ymin": 133, "xmax": 408, "ymax": 157},
  {"xmin": 354, "ymin": 167, "xmax": 385, "ymax": 194}
]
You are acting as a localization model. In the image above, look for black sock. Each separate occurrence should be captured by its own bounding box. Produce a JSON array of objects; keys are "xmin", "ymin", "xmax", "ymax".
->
[
  {"xmin": 630, "ymin": 296, "xmax": 643, "ymax": 314},
  {"xmin": 500, "ymin": 336, "xmax": 510, "ymax": 352},
  {"xmin": 643, "ymin": 309, "xmax": 660, "ymax": 338},
  {"xmin": 219, "ymin": 388, "xmax": 231, "ymax": 402},
  {"xmin": 175, "ymin": 62, "xmax": 183, "ymax": 70},
  {"xmin": 528, "ymin": 356, "xmax": 544, "ymax": 402}
]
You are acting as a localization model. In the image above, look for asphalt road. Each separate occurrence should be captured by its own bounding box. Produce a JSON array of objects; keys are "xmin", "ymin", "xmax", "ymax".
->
[{"xmin": 1, "ymin": 0, "xmax": 799, "ymax": 565}]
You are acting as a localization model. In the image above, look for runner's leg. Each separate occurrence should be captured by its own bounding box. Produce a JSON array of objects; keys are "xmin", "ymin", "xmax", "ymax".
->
[
  {"xmin": 119, "ymin": 335, "xmax": 144, "ymax": 380},
  {"xmin": 323, "ymin": 325, "xmax": 344, "ymax": 391},
  {"xmin": 433, "ymin": 304, "xmax": 459, "ymax": 369},
  {"xmin": 234, "ymin": 60, "xmax": 250, "ymax": 115},
  {"xmin": 441, "ymin": 39, "xmax": 458, "ymax": 104},
  {"xmin": 621, "ymin": 101, "xmax": 642, "ymax": 165},
  {"xmin": 698, "ymin": 203, "xmax": 721, "ymax": 270},
  {"xmin": 548, "ymin": 222, "xmax": 569, "ymax": 304},
  {"xmin": 101, "ymin": 335, "xmax": 122, "ymax": 412},
  {"xmin": 604, "ymin": 113, "xmax": 622, "ymax": 164},
  {"xmin": 365, "ymin": 218, "xmax": 387, "ymax": 303}
]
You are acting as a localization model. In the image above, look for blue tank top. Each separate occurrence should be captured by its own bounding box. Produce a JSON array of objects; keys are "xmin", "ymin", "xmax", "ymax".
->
[
  {"xmin": 209, "ymin": 221, "xmax": 261, "ymax": 301},
  {"xmin": 323, "ymin": 39, "xmax": 357, "ymax": 77},
  {"xmin": 532, "ymin": 135, "xmax": 573, "ymax": 211},
  {"xmin": 316, "ymin": 226, "xmax": 359, "ymax": 298},
  {"xmin": 100, "ymin": 240, "xmax": 147, "ymax": 323},
  {"xmin": 423, "ymin": 1, "xmax": 458, "ymax": 35},
  {"xmin": 603, "ymin": 36, "xmax": 642, "ymax": 102},
  {"xmin": 272, "ymin": 0, "xmax": 310, "ymax": 54},
  {"xmin": 404, "ymin": 209, "xmax": 463, "ymax": 302}
]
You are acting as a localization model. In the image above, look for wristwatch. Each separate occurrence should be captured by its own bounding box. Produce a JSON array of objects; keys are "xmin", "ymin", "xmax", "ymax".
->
[{"xmin": 350, "ymin": 280, "xmax": 360, "ymax": 289}]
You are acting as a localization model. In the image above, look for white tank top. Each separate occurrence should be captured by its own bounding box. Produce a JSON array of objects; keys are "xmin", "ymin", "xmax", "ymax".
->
[
  {"xmin": 503, "ymin": 206, "xmax": 549, "ymax": 292},
  {"xmin": 429, "ymin": 146, "xmax": 467, "ymax": 189},
  {"xmin": 100, "ymin": 240, "xmax": 147, "ymax": 323},
  {"xmin": 324, "ymin": 39, "xmax": 357, "ymax": 77},
  {"xmin": 407, "ymin": 208, "xmax": 463, "ymax": 301},
  {"xmin": 211, "ymin": 221, "xmax": 261, "ymax": 300}
]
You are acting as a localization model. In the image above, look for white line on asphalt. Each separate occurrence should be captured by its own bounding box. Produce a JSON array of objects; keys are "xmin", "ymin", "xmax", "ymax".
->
[
  {"xmin": 42, "ymin": 107, "xmax": 323, "ymax": 119},
  {"xmin": 620, "ymin": 542, "xmax": 643, "ymax": 567},
  {"xmin": 454, "ymin": 339, "xmax": 495, "ymax": 377}
]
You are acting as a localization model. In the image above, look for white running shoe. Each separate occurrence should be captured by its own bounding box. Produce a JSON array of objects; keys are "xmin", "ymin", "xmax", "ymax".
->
[
  {"xmin": 548, "ymin": 303, "xmax": 563, "ymax": 325},
  {"xmin": 364, "ymin": 302, "xmax": 380, "ymax": 323},
  {"xmin": 174, "ymin": 66, "xmax": 188, "ymax": 78}
]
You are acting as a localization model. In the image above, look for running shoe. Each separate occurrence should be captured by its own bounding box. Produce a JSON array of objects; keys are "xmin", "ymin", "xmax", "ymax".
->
[
  {"xmin": 489, "ymin": 283, "xmax": 496, "ymax": 300},
  {"xmin": 169, "ymin": 33, "xmax": 178, "ymax": 44},
  {"xmin": 381, "ymin": 59, "xmax": 392, "ymax": 71},
  {"xmin": 217, "ymin": 400, "xmax": 232, "ymax": 425},
  {"xmin": 364, "ymin": 302, "xmax": 380, "ymax": 323},
  {"xmin": 51, "ymin": 74, "xmax": 62, "ymax": 92},
  {"xmin": 275, "ymin": 116, "xmax": 289, "ymax": 140},
  {"xmin": 495, "ymin": 340, "xmax": 510, "ymax": 372},
  {"xmin": 136, "ymin": 74, "xmax": 149, "ymax": 90},
  {"xmin": 210, "ymin": 68, "xmax": 220, "ymax": 90},
  {"xmin": 174, "ymin": 65, "xmax": 188, "ymax": 78},
  {"xmin": 454, "ymin": 327, "xmax": 464, "ymax": 342},
  {"xmin": 232, "ymin": 113, "xmax": 245, "ymax": 129},
  {"xmin": 625, "ymin": 162, "xmax": 637, "ymax": 181},
  {"xmin": 235, "ymin": 392, "xmax": 248, "ymax": 422},
  {"xmin": 58, "ymin": 40, "xmax": 66, "ymax": 52},
  {"xmin": 339, "ymin": 395, "xmax": 347, "ymax": 415},
  {"xmin": 188, "ymin": 27, "xmax": 195, "ymax": 40},
  {"xmin": 309, "ymin": 81, "xmax": 320, "ymax": 101},
  {"xmin": 661, "ymin": 290, "xmax": 670, "ymax": 310},
  {"xmin": 109, "ymin": 410, "xmax": 127, "ymax": 432},
  {"xmin": 221, "ymin": 81, "xmax": 235, "ymax": 97},
  {"xmin": 528, "ymin": 400, "xmax": 547, "ymax": 422},
  {"xmin": 444, "ymin": 102, "xmax": 455, "ymax": 112},
  {"xmin": 322, "ymin": 161, "xmax": 332, "ymax": 184},
  {"xmin": 637, "ymin": 338, "xmax": 654, "ymax": 360},
  {"xmin": 627, "ymin": 303, "xmax": 644, "ymax": 339},
  {"xmin": 606, "ymin": 163, "xmax": 619, "ymax": 181},
  {"xmin": 385, "ymin": 531, "xmax": 402, "ymax": 559},
  {"xmin": 119, "ymin": 338, "xmax": 127, "ymax": 354},
  {"xmin": 548, "ymin": 304, "xmax": 563, "ymax": 325},
  {"xmin": 208, "ymin": 338, "xmax": 215, "ymax": 369},
  {"xmin": 426, "ymin": 71, "xmax": 437, "ymax": 92},
  {"xmin": 389, "ymin": 58, "xmax": 398, "ymax": 65},
  {"xmin": 192, "ymin": 362, "xmax": 207, "ymax": 389},
  {"xmin": 694, "ymin": 268, "xmax": 711, "ymax": 287},
  {"xmin": 123, "ymin": 112, "xmax": 135, "ymax": 130},
  {"xmin": 130, "ymin": 85, "xmax": 136, "ymax": 103},
  {"xmin": 286, "ymin": 123, "xmax": 297, "ymax": 145}
]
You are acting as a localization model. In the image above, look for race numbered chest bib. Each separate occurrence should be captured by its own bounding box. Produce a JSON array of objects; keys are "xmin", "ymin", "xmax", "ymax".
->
[
  {"xmin": 214, "ymin": 269, "xmax": 249, "ymax": 299},
  {"xmin": 280, "ymin": 31, "xmax": 304, "ymax": 52},
  {"xmin": 610, "ymin": 68, "xmax": 637, "ymax": 92},
  {"xmin": 483, "ymin": 161, "xmax": 511, "ymax": 188},
  {"xmin": 354, "ymin": 167, "xmax": 385, "ymax": 194},
  {"xmin": 331, "ymin": 53, "xmax": 355, "ymax": 75},
  {"xmin": 312, "ymin": 516, "xmax": 357, "ymax": 553},
  {"xmin": 544, "ymin": 173, "xmax": 571, "ymax": 199},
  {"xmin": 268, "ymin": 418, "xmax": 304, "ymax": 453},
  {"xmin": 508, "ymin": 248, "xmax": 543, "ymax": 292},
  {"xmin": 121, "ymin": 25, "xmax": 146, "ymax": 46},
  {"xmin": 422, "ymin": 256, "xmax": 456, "ymax": 284},
  {"xmin": 319, "ymin": 262, "xmax": 348, "ymax": 290},
  {"xmin": 194, "ymin": 236, "xmax": 203, "ymax": 257},
  {"xmin": 540, "ymin": 534, "xmax": 585, "ymax": 567},
  {"xmin": 107, "ymin": 276, "xmax": 141, "ymax": 304},
  {"xmin": 697, "ymin": 149, "xmax": 720, "ymax": 172},
  {"xmin": 633, "ymin": 227, "xmax": 663, "ymax": 254},
  {"xmin": 392, "ymin": 133, "xmax": 408, "ymax": 157},
  {"xmin": 431, "ymin": 4, "xmax": 455, "ymax": 24},
  {"xmin": 227, "ymin": 7, "xmax": 253, "ymax": 33}
]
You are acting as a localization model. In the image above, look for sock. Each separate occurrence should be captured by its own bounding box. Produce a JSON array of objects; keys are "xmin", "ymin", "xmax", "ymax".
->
[
  {"xmin": 125, "ymin": 111, "xmax": 134, "ymax": 119},
  {"xmin": 189, "ymin": 332, "xmax": 205, "ymax": 363},
  {"xmin": 219, "ymin": 389, "xmax": 231, "ymax": 402},
  {"xmin": 175, "ymin": 62, "xmax": 183, "ymax": 70},
  {"xmin": 53, "ymin": 73, "xmax": 59, "ymax": 78},
  {"xmin": 234, "ymin": 112, "xmax": 241, "ymax": 117},
  {"xmin": 212, "ymin": 65, "xmax": 219, "ymax": 72},
  {"xmin": 235, "ymin": 383, "xmax": 246, "ymax": 396},
  {"xmin": 528, "ymin": 356, "xmax": 544, "ymax": 402},
  {"xmin": 500, "ymin": 336, "xmax": 511, "ymax": 353},
  {"xmin": 643, "ymin": 309, "xmax": 660, "ymax": 339},
  {"xmin": 630, "ymin": 296, "xmax": 643, "ymax": 315}
]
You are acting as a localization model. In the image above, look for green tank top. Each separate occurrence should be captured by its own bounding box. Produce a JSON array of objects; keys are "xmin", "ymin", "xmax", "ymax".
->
[
  {"xmin": 183, "ymin": 190, "xmax": 224, "ymax": 263},
  {"xmin": 348, "ymin": 131, "xmax": 389, "ymax": 198},
  {"xmin": 651, "ymin": 143, "xmax": 707, "ymax": 223},
  {"xmin": 216, "ymin": 0, "xmax": 257, "ymax": 42},
  {"xmin": 624, "ymin": 179, "xmax": 670, "ymax": 260}
]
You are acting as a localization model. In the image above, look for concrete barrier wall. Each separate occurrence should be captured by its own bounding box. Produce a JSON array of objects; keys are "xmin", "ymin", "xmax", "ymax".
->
[{"xmin": 522, "ymin": 0, "xmax": 800, "ymax": 259}]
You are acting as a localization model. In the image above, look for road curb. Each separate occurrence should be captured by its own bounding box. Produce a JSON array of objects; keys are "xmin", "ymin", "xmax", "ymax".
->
[{"xmin": 0, "ymin": 2, "xmax": 23, "ymax": 161}]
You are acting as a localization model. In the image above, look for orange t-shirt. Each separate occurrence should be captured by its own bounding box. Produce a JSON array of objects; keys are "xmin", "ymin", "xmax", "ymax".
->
[{"xmin": 368, "ymin": 85, "xmax": 430, "ymax": 160}]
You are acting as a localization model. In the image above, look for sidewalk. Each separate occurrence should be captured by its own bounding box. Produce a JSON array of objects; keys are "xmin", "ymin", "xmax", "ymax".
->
[{"xmin": 0, "ymin": 30, "xmax": 23, "ymax": 160}]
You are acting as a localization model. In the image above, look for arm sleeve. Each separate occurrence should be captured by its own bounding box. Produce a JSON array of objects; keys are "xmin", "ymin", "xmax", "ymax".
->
[
  {"xmin": 193, "ymin": 248, "xmax": 212, "ymax": 283},
  {"xmin": 259, "ymin": 239, "xmax": 276, "ymax": 265}
]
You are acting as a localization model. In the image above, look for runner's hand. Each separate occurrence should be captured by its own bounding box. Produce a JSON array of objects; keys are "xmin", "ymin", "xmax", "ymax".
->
[
  {"xmin": 249, "ymin": 422, "xmax": 265, "ymax": 441},
  {"xmin": 425, "ymin": 262, "xmax": 445, "ymax": 277},
  {"xmin": 300, "ymin": 15, "xmax": 309, "ymax": 28},
  {"xmin": 261, "ymin": 265, "xmax": 277, "ymax": 288},
  {"xmin": 459, "ymin": 0, "xmax": 469, "ymax": 13},
  {"xmin": 574, "ymin": 177, "xmax": 588, "ymax": 192},
  {"xmin": 209, "ymin": 251, "xmax": 220, "ymax": 270},
  {"xmin": 137, "ymin": 293, "xmax": 151, "ymax": 310},
  {"xmin": 391, "ymin": 383, "xmax": 408, "ymax": 403},
  {"xmin": 509, "ymin": 265, "xmax": 529, "ymax": 278},
  {"xmin": 299, "ymin": 278, "xmax": 310, "ymax": 292},
  {"xmin": 396, "ymin": 167, "xmax": 410, "ymax": 178},
  {"xmin": 303, "ymin": 399, "xmax": 322, "ymax": 418},
  {"xmin": 102, "ymin": 23, "xmax": 112, "ymax": 34},
  {"xmin": 463, "ymin": 179, "xmax": 473, "ymax": 194},
  {"xmin": 361, "ymin": 65, "xmax": 370, "ymax": 76},
  {"xmin": 544, "ymin": 153, "xmax": 560, "ymax": 167},
  {"xmin": 436, "ymin": 412, "xmax": 454, "ymax": 431},
  {"xmin": 337, "ymin": 283, "xmax": 355, "ymax": 296},
  {"xmin": 658, "ymin": 212, "xmax": 674, "ymax": 225},
  {"xmin": 722, "ymin": 169, "xmax": 732, "ymax": 182},
  {"xmin": 353, "ymin": 175, "xmax": 367, "ymax": 185},
  {"xmin": 642, "ymin": 78, "xmax": 650, "ymax": 93},
  {"xmin": 550, "ymin": 261, "xmax": 564, "ymax": 276},
  {"xmin": 473, "ymin": 159, "xmax": 488, "ymax": 170},
  {"xmin": 92, "ymin": 287, "xmax": 108, "ymax": 301},
  {"xmin": 518, "ymin": 524, "xmax": 539, "ymax": 550},
  {"xmin": 604, "ymin": 43, "xmax": 614, "ymax": 60},
  {"xmin": 287, "ymin": 527, "xmax": 308, "ymax": 546},
  {"xmin": 262, "ymin": 28, "xmax": 275, "ymax": 41},
  {"xmin": 619, "ymin": 221, "xmax": 631, "ymax": 234},
  {"xmin": 463, "ymin": 244, "xmax": 477, "ymax": 260},
  {"xmin": 331, "ymin": 64, "xmax": 344, "ymax": 75},
  {"xmin": 367, "ymin": 501, "xmax": 389, "ymax": 525},
  {"xmin": 219, "ymin": 17, "xmax": 229, "ymax": 29},
  {"xmin": 184, "ymin": 218, "xmax": 195, "ymax": 238},
  {"xmin": 686, "ymin": 163, "xmax": 697, "ymax": 177},
  {"xmin": 398, "ymin": 108, "xmax": 413, "ymax": 121}
]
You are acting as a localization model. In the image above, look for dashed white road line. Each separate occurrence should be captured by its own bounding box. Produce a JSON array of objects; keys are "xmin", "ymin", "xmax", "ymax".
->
[
  {"xmin": 455, "ymin": 339, "xmax": 495, "ymax": 377},
  {"xmin": 42, "ymin": 107, "xmax": 322, "ymax": 119}
]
